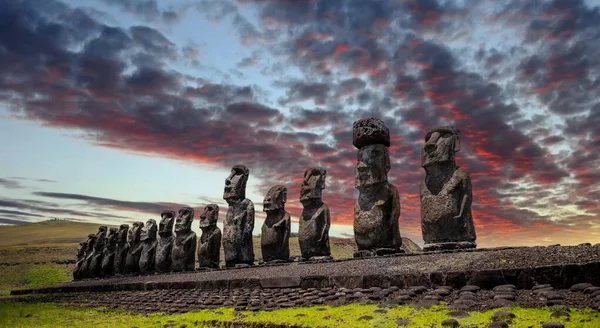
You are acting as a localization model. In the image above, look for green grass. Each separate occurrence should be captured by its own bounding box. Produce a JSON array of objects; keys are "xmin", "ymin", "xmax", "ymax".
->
[
  {"xmin": 0, "ymin": 264, "xmax": 72, "ymax": 296},
  {"xmin": 0, "ymin": 221, "xmax": 102, "ymax": 246},
  {"xmin": 1, "ymin": 301, "xmax": 599, "ymax": 327}
]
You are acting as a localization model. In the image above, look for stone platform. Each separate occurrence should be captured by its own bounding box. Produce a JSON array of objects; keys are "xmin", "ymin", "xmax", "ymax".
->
[{"xmin": 10, "ymin": 244, "xmax": 600, "ymax": 296}]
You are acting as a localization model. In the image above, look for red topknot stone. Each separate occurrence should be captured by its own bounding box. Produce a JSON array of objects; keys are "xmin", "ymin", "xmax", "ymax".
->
[{"xmin": 352, "ymin": 118, "xmax": 390, "ymax": 149}]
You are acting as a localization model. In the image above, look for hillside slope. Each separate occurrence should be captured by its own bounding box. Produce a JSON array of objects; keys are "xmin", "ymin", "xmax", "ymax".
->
[{"xmin": 0, "ymin": 220, "xmax": 102, "ymax": 246}]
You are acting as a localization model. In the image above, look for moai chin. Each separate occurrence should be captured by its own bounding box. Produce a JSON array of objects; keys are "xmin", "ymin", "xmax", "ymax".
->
[
  {"xmin": 113, "ymin": 224, "xmax": 129, "ymax": 275},
  {"xmin": 222, "ymin": 165, "xmax": 255, "ymax": 267},
  {"xmin": 155, "ymin": 210, "xmax": 175, "ymax": 273},
  {"xmin": 124, "ymin": 221, "xmax": 144, "ymax": 274},
  {"xmin": 170, "ymin": 207, "xmax": 197, "ymax": 272},
  {"xmin": 260, "ymin": 185, "xmax": 291, "ymax": 263},
  {"xmin": 100, "ymin": 227, "xmax": 118, "ymax": 277},
  {"xmin": 420, "ymin": 126, "xmax": 476, "ymax": 251},
  {"xmin": 88, "ymin": 226, "xmax": 107, "ymax": 278},
  {"xmin": 73, "ymin": 239, "xmax": 89, "ymax": 280},
  {"xmin": 79, "ymin": 233, "xmax": 96, "ymax": 279},
  {"xmin": 197, "ymin": 204, "xmax": 222, "ymax": 269},
  {"xmin": 352, "ymin": 118, "xmax": 403, "ymax": 257},
  {"xmin": 139, "ymin": 219, "xmax": 158, "ymax": 274},
  {"xmin": 298, "ymin": 167, "xmax": 331, "ymax": 261}
]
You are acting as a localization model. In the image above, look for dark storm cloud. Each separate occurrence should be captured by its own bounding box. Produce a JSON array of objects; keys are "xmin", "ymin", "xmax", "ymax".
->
[{"xmin": 0, "ymin": 178, "xmax": 24, "ymax": 189}]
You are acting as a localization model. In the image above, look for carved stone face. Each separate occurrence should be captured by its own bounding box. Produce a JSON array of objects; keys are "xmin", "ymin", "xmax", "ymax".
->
[
  {"xmin": 77, "ymin": 242, "xmax": 87, "ymax": 258},
  {"xmin": 94, "ymin": 226, "xmax": 108, "ymax": 251},
  {"xmin": 300, "ymin": 167, "xmax": 326, "ymax": 202},
  {"xmin": 199, "ymin": 204, "xmax": 219, "ymax": 228},
  {"xmin": 263, "ymin": 185, "xmax": 287, "ymax": 212},
  {"xmin": 421, "ymin": 126, "xmax": 460, "ymax": 168},
  {"xmin": 106, "ymin": 227, "xmax": 118, "ymax": 249},
  {"xmin": 140, "ymin": 219, "xmax": 157, "ymax": 241},
  {"xmin": 128, "ymin": 222, "xmax": 143, "ymax": 244},
  {"xmin": 117, "ymin": 224, "xmax": 129, "ymax": 245},
  {"xmin": 175, "ymin": 207, "xmax": 194, "ymax": 233},
  {"xmin": 224, "ymin": 165, "xmax": 249, "ymax": 201},
  {"xmin": 355, "ymin": 144, "xmax": 390, "ymax": 188},
  {"xmin": 159, "ymin": 210, "xmax": 175, "ymax": 236},
  {"xmin": 85, "ymin": 234, "xmax": 96, "ymax": 253}
]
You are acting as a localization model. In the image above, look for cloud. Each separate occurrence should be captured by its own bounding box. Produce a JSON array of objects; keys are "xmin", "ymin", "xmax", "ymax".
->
[{"xmin": 0, "ymin": 178, "xmax": 24, "ymax": 189}]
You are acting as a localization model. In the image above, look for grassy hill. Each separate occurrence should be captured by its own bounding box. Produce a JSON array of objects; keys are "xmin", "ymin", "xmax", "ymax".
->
[{"xmin": 0, "ymin": 220, "xmax": 101, "ymax": 246}]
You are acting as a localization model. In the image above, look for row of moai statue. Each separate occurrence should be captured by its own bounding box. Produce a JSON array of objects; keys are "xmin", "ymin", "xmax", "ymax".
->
[{"xmin": 74, "ymin": 118, "xmax": 476, "ymax": 279}]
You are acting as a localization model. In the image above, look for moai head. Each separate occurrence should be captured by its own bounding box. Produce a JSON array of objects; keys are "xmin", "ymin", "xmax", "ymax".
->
[
  {"xmin": 128, "ymin": 222, "xmax": 143, "ymax": 244},
  {"xmin": 76, "ymin": 241, "xmax": 87, "ymax": 259},
  {"xmin": 93, "ymin": 226, "xmax": 107, "ymax": 251},
  {"xmin": 175, "ymin": 207, "xmax": 194, "ymax": 233},
  {"xmin": 263, "ymin": 185, "xmax": 287, "ymax": 212},
  {"xmin": 224, "ymin": 164, "xmax": 249, "ymax": 201},
  {"xmin": 421, "ymin": 126, "xmax": 461, "ymax": 168},
  {"xmin": 106, "ymin": 227, "xmax": 118, "ymax": 249},
  {"xmin": 140, "ymin": 219, "xmax": 158, "ymax": 241},
  {"xmin": 117, "ymin": 224, "xmax": 129, "ymax": 245},
  {"xmin": 159, "ymin": 210, "xmax": 175, "ymax": 237},
  {"xmin": 85, "ymin": 233, "xmax": 96, "ymax": 254},
  {"xmin": 353, "ymin": 118, "xmax": 391, "ymax": 189},
  {"xmin": 199, "ymin": 204, "xmax": 219, "ymax": 229},
  {"xmin": 300, "ymin": 167, "xmax": 326, "ymax": 203}
]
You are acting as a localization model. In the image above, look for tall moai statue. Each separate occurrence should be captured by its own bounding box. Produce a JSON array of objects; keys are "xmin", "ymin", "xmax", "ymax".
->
[
  {"xmin": 79, "ymin": 234, "xmax": 96, "ymax": 279},
  {"xmin": 155, "ymin": 210, "xmax": 175, "ymax": 273},
  {"xmin": 124, "ymin": 221, "xmax": 144, "ymax": 274},
  {"xmin": 100, "ymin": 227, "xmax": 118, "ymax": 277},
  {"xmin": 298, "ymin": 167, "xmax": 332, "ymax": 261},
  {"xmin": 88, "ymin": 225, "xmax": 107, "ymax": 278},
  {"xmin": 113, "ymin": 224, "xmax": 129, "ymax": 275},
  {"xmin": 352, "ymin": 118, "xmax": 403, "ymax": 257},
  {"xmin": 171, "ymin": 207, "xmax": 197, "ymax": 272},
  {"xmin": 222, "ymin": 165, "xmax": 255, "ymax": 267},
  {"xmin": 73, "ymin": 239, "xmax": 89, "ymax": 280},
  {"xmin": 197, "ymin": 204, "xmax": 222, "ymax": 269},
  {"xmin": 260, "ymin": 185, "xmax": 291, "ymax": 263},
  {"xmin": 139, "ymin": 219, "xmax": 158, "ymax": 274},
  {"xmin": 420, "ymin": 126, "xmax": 476, "ymax": 251}
]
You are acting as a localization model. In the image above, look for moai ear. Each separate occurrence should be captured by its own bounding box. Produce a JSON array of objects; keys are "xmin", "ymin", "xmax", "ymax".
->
[
  {"xmin": 321, "ymin": 169, "xmax": 327, "ymax": 190},
  {"xmin": 454, "ymin": 129, "xmax": 461, "ymax": 153},
  {"xmin": 281, "ymin": 187, "xmax": 288, "ymax": 203}
]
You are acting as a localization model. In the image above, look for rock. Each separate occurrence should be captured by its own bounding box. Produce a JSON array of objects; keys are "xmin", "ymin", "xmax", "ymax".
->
[
  {"xmin": 357, "ymin": 315, "xmax": 373, "ymax": 321},
  {"xmin": 584, "ymin": 286, "xmax": 600, "ymax": 294},
  {"xmin": 88, "ymin": 226, "xmax": 108, "ymax": 278},
  {"xmin": 197, "ymin": 205, "xmax": 222, "ymax": 269},
  {"xmin": 409, "ymin": 286, "xmax": 428, "ymax": 294},
  {"xmin": 124, "ymin": 222, "xmax": 144, "ymax": 274},
  {"xmin": 493, "ymin": 284, "xmax": 516, "ymax": 291},
  {"xmin": 532, "ymin": 284, "xmax": 553, "ymax": 290},
  {"xmin": 460, "ymin": 285, "xmax": 481, "ymax": 293},
  {"xmin": 139, "ymin": 219, "xmax": 158, "ymax": 274},
  {"xmin": 431, "ymin": 289, "xmax": 452, "ymax": 296},
  {"xmin": 353, "ymin": 117, "xmax": 390, "ymax": 148},
  {"xmin": 491, "ymin": 311, "xmax": 516, "ymax": 322},
  {"xmin": 441, "ymin": 319, "xmax": 459, "ymax": 327},
  {"xmin": 571, "ymin": 283, "xmax": 594, "ymax": 292},
  {"xmin": 100, "ymin": 227, "xmax": 118, "ymax": 277},
  {"xmin": 223, "ymin": 165, "xmax": 255, "ymax": 267},
  {"xmin": 395, "ymin": 319, "xmax": 410, "ymax": 326},
  {"xmin": 488, "ymin": 322, "xmax": 508, "ymax": 328},
  {"xmin": 298, "ymin": 167, "xmax": 332, "ymax": 260},
  {"xmin": 493, "ymin": 294, "xmax": 516, "ymax": 301},
  {"xmin": 261, "ymin": 186, "xmax": 291, "ymax": 263},
  {"xmin": 447, "ymin": 311, "xmax": 469, "ymax": 318},
  {"xmin": 542, "ymin": 323, "xmax": 565, "ymax": 328},
  {"xmin": 170, "ymin": 207, "xmax": 197, "ymax": 272},
  {"xmin": 550, "ymin": 311, "xmax": 570, "ymax": 318},
  {"xmin": 420, "ymin": 126, "xmax": 476, "ymax": 251},
  {"xmin": 155, "ymin": 211, "xmax": 175, "ymax": 273},
  {"xmin": 491, "ymin": 299, "xmax": 515, "ymax": 309}
]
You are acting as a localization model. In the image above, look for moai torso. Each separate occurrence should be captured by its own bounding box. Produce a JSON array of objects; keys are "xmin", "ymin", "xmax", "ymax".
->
[
  {"xmin": 223, "ymin": 165, "xmax": 255, "ymax": 267},
  {"xmin": 420, "ymin": 126, "xmax": 476, "ymax": 250},
  {"xmin": 139, "ymin": 219, "xmax": 158, "ymax": 274},
  {"xmin": 100, "ymin": 227, "xmax": 118, "ymax": 277},
  {"xmin": 261, "ymin": 185, "xmax": 291, "ymax": 262},
  {"xmin": 299, "ymin": 167, "xmax": 331, "ymax": 260},
  {"xmin": 88, "ymin": 226, "xmax": 107, "ymax": 278},
  {"xmin": 73, "ymin": 240, "xmax": 88, "ymax": 280},
  {"xmin": 79, "ymin": 234, "xmax": 96, "ymax": 279},
  {"xmin": 352, "ymin": 118, "xmax": 403, "ymax": 255},
  {"xmin": 197, "ymin": 204, "xmax": 222, "ymax": 269},
  {"xmin": 155, "ymin": 210, "xmax": 175, "ymax": 273},
  {"xmin": 171, "ymin": 207, "xmax": 197, "ymax": 272},
  {"xmin": 113, "ymin": 224, "xmax": 129, "ymax": 275},
  {"xmin": 124, "ymin": 222, "xmax": 143, "ymax": 274}
]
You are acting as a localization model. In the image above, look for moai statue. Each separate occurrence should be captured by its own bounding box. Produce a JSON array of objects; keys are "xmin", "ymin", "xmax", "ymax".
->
[
  {"xmin": 139, "ymin": 219, "xmax": 158, "ymax": 274},
  {"xmin": 124, "ymin": 221, "xmax": 144, "ymax": 274},
  {"xmin": 113, "ymin": 224, "xmax": 129, "ymax": 275},
  {"xmin": 197, "ymin": 204, "xmax": 222, "ymax": 269},
  {"xmin": 88, "ymin": 225, "xmax": 107, "ymax": 278},
  {"xmin": 100, "ymin": 227, "xmax": 118, "ymax": 277},
  {"xmin": 155, "ymin": 210, "xmax": 175, "ymax": 273},
  {"xmin": 79, "ymin": 234, "xmax": 96, "ymax": 279},
  {"xmin": 260, "ymin": 185, "xmax": 291, "ymax": 263},
  {"xmin": 73, "ymin": 240, "xmax": 88, "ymax": 280},
  {"xmin": 171, "ymin": 207, "xmax": 197, "ymax": 272},
  {"xmin": 223, "ymin": 165, "xmax": 255, "ymax": 267},
  {"xmin": 299, "ymin": 167, "xmax": 332, "ymax": 261},
  {"xmin": 420, "ymin": 126, "xmax": 476, "ymax": 251},
  {"xmin": 352, "ymin": 118, "xmax": 403, "ymax": 257}
]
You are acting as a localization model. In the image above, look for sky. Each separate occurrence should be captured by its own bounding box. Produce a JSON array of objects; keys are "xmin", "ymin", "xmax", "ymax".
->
[{"xmin": 1, "ymin": 0, "xmax": 600, "ymax": 248}]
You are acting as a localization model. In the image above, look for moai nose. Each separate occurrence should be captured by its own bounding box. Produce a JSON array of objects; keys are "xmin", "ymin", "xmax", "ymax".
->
[{"xmin": 425, "ymin": 142, "xmax": 436, "ymax": 152}]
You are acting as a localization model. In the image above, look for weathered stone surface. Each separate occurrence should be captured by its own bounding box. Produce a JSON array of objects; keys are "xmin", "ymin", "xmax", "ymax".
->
[
  {"xmin": 197, "ymin": 204, "xmax": 222, "ymax": 269},
  {"xmin": 74, "ymin": 235, "xmax": 93, "ymax": 280},
  {"xmin": 260, "ymin": 277, "xmax": 302, "ymax": 288},
  {"xmin": 100, "ymin": 227, "xmax": 118, "ymax": 277},
  {"xmin": 261, "ymin": 185, "xmax": 291, "ymax": 263},
  {"xmin": 298, "ymin": 167, "xmax": 331, "ymax": 260},
  {"xmin": 88, "ymin": 226, "xmax": 107, "ymax": 278},
  {"xmin": 420, "ymin": 126, "xmax": 476, "ymax": 251},
  {"xmin": 171, "ymin": 207, "xmax": 197, "ymax": 272},
  {"xmin": 113, "ymin": 224, "xmax": 129, "ymax": 275},
  {"xmin": 223, "ymin": 165, "xmax": 255, "ymax": 267},
  {"xmin": 124, "ymin": 222, "xmax": 143, "ymax": 274},
  {"xmin": 353, "ymin": 118, "xmax": 402, "ymax": 255},
  {"xmin": 570, "ymin": 282, "xmax": 594, "ymax": 292},
  {"xmin": 139, "ymin": 219, "xmax": 158, "ymax": 274},
  {"xmin": 155, "ymin": 210, "xmax": 175, "ymax": 273}
]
